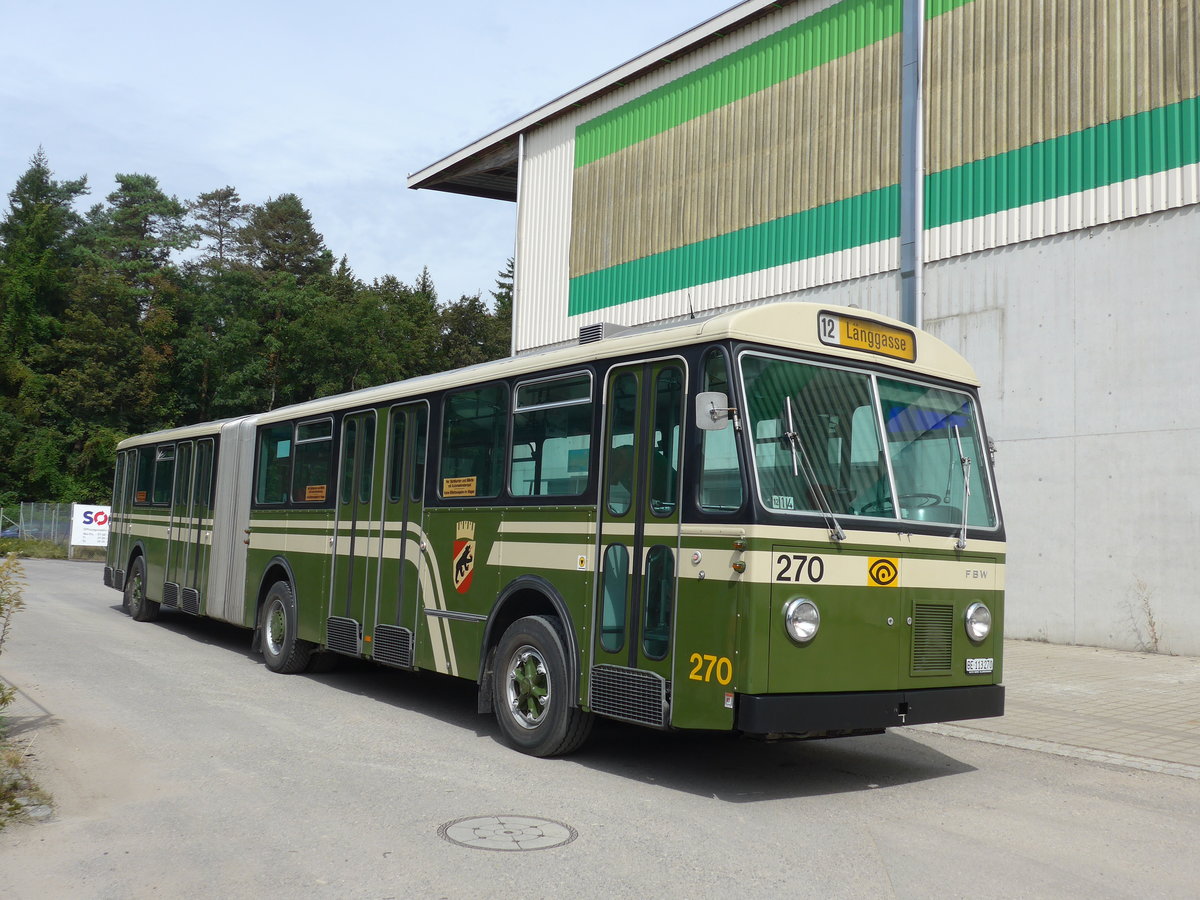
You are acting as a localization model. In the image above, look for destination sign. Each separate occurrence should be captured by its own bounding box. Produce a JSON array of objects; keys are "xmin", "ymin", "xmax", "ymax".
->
[{"xmin": 818, "ymin": 311, "xmax": 916, "ymax": 363}]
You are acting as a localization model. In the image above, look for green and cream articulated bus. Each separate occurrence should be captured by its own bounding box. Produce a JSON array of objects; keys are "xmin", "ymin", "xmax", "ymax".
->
[{"xmin": 105, "ymin": 302, "xmax": 1004, "ymax": 756}]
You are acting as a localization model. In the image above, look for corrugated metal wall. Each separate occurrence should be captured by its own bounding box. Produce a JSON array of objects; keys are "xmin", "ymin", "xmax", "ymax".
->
[
  {"xmin": 925, "ymin": 0, "xmax": 1200, "ymax": 259},
  {"xmin": 514, "ymin": 0, "xmax": 1200, "ymax": 352},
  {"xmin": 568, "ymin": 0, "xmax": 903, "ymax": 319},
  {"xmin": 515, "ymin": 117, "xmax": 576, "ymax": 353},
  {"xmin": 518, "ymin": 0, "xmax": 862, "ymax": 351}
]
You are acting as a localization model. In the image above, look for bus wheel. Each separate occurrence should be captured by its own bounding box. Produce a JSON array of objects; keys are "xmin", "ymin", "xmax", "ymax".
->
[
  {"xmin": 124, "ymin": 557, "xmax": 159, "ymax": 622},
  {"xmin": 493, "ymin": 616, "xmax": 593, "ymax": 757},
  {"xmin": 259, "ymin": 581, "xmax": 314, "ymax": 674}
]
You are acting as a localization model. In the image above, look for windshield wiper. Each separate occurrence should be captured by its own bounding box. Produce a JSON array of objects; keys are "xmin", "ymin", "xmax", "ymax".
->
[
  {"xmin": 952, "ymin": 424, "xmax": 971, "ymax": 550},
  {"xmin": 782, "ymin": 397, "xmax": 846, "ymax": 542}
]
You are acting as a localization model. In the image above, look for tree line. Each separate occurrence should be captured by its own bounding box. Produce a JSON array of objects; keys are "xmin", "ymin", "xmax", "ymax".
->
[{"xmin": 0, "ymin": 149, "xmax": 512, "ymax": 505}]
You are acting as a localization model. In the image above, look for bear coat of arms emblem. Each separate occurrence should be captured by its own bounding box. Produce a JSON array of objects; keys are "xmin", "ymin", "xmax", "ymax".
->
[{"xmin": 453, "ymin": 521, "xmax": 476, "ymax": 593}]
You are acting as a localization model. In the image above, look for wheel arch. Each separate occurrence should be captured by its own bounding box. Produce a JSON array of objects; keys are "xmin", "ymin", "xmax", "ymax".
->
[
  {"xmin": 252, "ymin": 555, "xmax": 299, "ymax": 649},
  {"xmin": 123, "ymin": 541, "xmax": 147, "ymax": 594},
  {"xmin": 478, "ymin": 575, "xmax": 583, "ymax": 714},
  {"xmin": 125, "ymin": 540, "xmax": 147, "ymax": 573}
]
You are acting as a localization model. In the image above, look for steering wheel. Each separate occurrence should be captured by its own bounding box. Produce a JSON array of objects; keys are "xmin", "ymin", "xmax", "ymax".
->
[
  {"xmin": 860, "ymin": 492, "xmax": 942, "ymax": 515},
  {"xmin": 897, "ymin": 492, "xmax": 941, "ymax": 508}
]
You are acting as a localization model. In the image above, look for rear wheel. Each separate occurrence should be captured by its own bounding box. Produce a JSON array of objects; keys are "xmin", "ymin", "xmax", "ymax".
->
[
  {"xmin": 124, "ymin": 556, "xmax": 159, "ymax": 622},
  {"xmin": 259, "ymin": 581, "xmax": 314, "ymax": 674},
  {"xmin": 492, "ymin": 615, "xmax": 592, "ymax": 757}
]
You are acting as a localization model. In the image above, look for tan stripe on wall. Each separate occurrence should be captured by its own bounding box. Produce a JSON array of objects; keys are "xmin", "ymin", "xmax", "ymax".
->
[
  {"xmin": 570, "ymin": 35, "xmax": 900, "ymax": 279},
  {"xmin": 926, "ymin": 0, "xmax": 1200, "ymax": 174}
]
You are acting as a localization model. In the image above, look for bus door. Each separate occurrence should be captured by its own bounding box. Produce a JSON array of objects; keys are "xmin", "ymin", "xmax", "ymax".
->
[
  {"xmin": 164, "ymin": 440, "xmax": 193, "ymax": 608},
  {"xmin": 592, "ymin": 360, "xmax": 685, "ymax": 729},
  {"xmin": 330, "ymin": 411, "xmax": 378, "ymax": 656},
  {"xmin": 109, "ymin": 450, "xmax": 137, "ymax": 586},
  {"xmin": 164, "ymin": 438, "xmax": 216, "ymax": 615},
  {"xmin": 373, "ymin": 402, "xmax": 428, "ymax": 669},
  {"xmin": 185, "ymin": 438, "xmax": 215, "ymax": 614}
]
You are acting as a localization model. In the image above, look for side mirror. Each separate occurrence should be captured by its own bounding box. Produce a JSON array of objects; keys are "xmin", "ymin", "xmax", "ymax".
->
[{"xmin": 695, "ymin": 392, "xmax": 732, "ymax": 431}]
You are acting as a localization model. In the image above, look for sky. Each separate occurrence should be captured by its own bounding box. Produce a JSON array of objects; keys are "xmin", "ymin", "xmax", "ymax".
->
[{"xmin": 1, "ymin": 0, "xmax": 736, "ymax": 306}]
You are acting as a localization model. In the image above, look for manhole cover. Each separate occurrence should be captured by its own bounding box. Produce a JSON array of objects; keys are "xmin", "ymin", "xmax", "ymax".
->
[{"xmin": 437, "ymin": 815, "xmax": 578, "ymax": 852}]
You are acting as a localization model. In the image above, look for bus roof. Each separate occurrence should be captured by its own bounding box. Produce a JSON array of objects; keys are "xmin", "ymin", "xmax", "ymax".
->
[{"xmin": 117, "ymin": 302, "xmax": 978, "ymax": 449}]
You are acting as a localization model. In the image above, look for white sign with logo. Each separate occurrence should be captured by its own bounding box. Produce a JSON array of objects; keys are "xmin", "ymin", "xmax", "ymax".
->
[{"xmin": 71, "ymin": 504, "xmax": 112, "ymax": 548}]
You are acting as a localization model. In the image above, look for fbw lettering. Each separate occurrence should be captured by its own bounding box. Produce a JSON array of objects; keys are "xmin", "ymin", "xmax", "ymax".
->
[{"xmin": 83, "ymin": 510, "xmax": 109, "ymax": 526}]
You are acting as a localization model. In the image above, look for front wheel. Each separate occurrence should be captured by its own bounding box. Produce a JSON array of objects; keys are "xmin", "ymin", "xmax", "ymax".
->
[
  {"xmin": 259, "ymin": 581, "xmax": 315, "ymax": 674},
  {"xmin": 124, "ymin": 556, "xmax": 159, "ymax": 622},
  {"xmin": 492, "ymin": 615, "xmax": 592, "ymax": 757}
]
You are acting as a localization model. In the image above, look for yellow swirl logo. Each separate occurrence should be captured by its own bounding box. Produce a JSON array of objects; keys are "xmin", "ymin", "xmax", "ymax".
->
[{"xmin": 868, "ymin": 557, "xmax": 899, "ymax": 587}]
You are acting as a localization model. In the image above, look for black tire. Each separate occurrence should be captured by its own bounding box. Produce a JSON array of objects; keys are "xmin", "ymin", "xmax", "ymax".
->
[
  {"xmin": 124, "ymin": 556, "xmax": 160, "ymax": 622},
  {"xmin": 259, "ymin": 581, "xmax": 314, "ymax": 674},
  {"xmin": 492, "ymin": 615, "xmax": 593, "ymax": 757}
]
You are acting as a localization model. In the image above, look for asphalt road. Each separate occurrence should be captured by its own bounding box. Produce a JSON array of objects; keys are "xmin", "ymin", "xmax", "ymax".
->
[{"xmin": 2, "ymin": 558, "xmax": 1198, "ymax": 899}]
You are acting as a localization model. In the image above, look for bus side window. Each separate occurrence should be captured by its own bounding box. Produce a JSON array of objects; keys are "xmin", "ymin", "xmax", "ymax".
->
[
  {"xmin": 606, "ymin": 374, "xmax": 639, "ymax": 517},
  {"xmin": 699, "ymin": 349, "xmax": 743, "ymax": 512},
  {"xmin": 134, "ymin": 446, "xmax": 154, "ymax": 504},
  {"xmin": 649, "ymin": 367, "xmax": 683, "ymax": 516},
  {"xmin": 152, "ymin": 445, "xmax": 176, "ymax": 505},
  {"xmin": 441, "ymin": 384, "xmax": 508, "ymax": 499},
  {"xmin": 411, "ymin": 408, "xmax": 427, "ymax": 503},
  {"xmin": 293, "ymin": 419, "xmax": 333, "ymax": 504},
  {"xmin": 256, "ymin": 423, "xmax": 292, "ymax": 504},
  {"xmin": 510, "ymin": 372, "xmax": 592, "ymax": 498}
]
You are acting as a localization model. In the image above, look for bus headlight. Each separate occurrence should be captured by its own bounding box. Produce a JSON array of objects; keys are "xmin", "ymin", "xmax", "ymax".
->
[
  {"xmin": 965, "ymin": 602, "xmax": 992, "ymax": 643},
  {"xmin": 783, "ymin": 598, "xmax": 820, "ymax": 644}
]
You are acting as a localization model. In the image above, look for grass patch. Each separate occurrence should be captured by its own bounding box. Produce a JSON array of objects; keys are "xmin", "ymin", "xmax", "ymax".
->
[
  {"xmin": 0, "ymin": 553, "xmax": 51, "ymax": 826},
  {"xmin": 0, "ymin": 539, "xmax": 68, "ymax": 559},
  {"xmin": 0, "ymin": 741, "xmax": 53, "ymax": 828}
]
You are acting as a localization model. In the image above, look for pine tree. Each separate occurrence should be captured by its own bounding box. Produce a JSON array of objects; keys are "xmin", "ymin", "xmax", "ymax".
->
[
  {"xmin": 237, "ymin": 193, "xmax": 333, "ymax": 283},
  {"xmin": 83, "ymin": 173, "xmax": 192, "ymax": 314},
  {"xmin": 190, "ymin": 186, "xmax": 248, "ymax": 270},
  {"xmin": 488, "ymin": 258, "xmax": 514, "ymax": 359},
  {"xmin": 0, "ymin": 148, "xmax": 88, "ymax": 354}
]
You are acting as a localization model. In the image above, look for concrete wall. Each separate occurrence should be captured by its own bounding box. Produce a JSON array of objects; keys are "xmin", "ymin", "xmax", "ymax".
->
[{"xmin": 924, "ymin": 203, "xmax": 1200, "ymax": 655}]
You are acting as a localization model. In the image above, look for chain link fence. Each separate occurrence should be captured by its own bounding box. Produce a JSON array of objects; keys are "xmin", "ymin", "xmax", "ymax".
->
[{"xmin": 0, "ymin": 502, "xmax": 73, "ymax": 551}]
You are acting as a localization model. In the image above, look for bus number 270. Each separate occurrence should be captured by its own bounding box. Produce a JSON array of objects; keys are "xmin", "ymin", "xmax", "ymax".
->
[
  {"xmin": 775, "ymin": 554, "xmax": 825, "ymax": 583},
  {"xmin": 688, "ymin": 653, "xmax": 733, "ymax": 685}
]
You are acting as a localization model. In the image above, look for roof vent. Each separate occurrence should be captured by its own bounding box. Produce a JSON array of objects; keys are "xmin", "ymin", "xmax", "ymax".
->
[{"xmin": 578, "ymin": 322, "xmax": 632, "ymax": 344}]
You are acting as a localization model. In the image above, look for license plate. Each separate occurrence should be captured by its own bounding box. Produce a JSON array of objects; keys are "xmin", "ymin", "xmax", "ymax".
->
[{"xmin": 966, "ymin": 657, "xmax": 994, "ymax": 675}]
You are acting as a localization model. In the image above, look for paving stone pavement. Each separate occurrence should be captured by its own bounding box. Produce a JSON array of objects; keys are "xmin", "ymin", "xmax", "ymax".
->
[{"xmin": 919, "ymin": 639, "xmax": 1200, "ymax": 779}]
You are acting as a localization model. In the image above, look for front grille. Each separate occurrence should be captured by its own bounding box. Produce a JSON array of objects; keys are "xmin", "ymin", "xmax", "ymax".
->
[
  {"xmin": 162, "ymin": 582, "xmax": 180, "ymax": 607},
  {"xmin": 114, "ymin": 569, "xmax": 126, "ymax": 591},
  {"xmin": 326, "ymin": 616, "xmax": 362, "ymax": 656},
  {"xmin": 912, "ymin": 603, "xmax": 954, "ymax": 674},
  {"xmin": 181, "ymin": 588, "xmax": 201, "ymax": 616},
  {"xmin": 589, "ymin": 665, "xmax": 669, "ymax": 727},
  {"xmin": 103, "ymin": 566, "xmax": 113, "ymax": 587},
  {"xmin": 373, "ymin": 625, "xmax": 414, "ymax": 668}
]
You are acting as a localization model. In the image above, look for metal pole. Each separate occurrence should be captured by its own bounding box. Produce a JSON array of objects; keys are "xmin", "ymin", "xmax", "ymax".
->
[
  {"xmin": 511, "ymin": 132, "xmax": 525, "ymax": 358},
  {"xmin": 900, "ymin": 0, "xmax": 925, "ymax": 328}
]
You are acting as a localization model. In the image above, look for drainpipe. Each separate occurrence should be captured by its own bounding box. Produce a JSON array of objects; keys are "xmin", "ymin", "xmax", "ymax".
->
[{"xmin": 900, "ymin": 0, "xmax": 925, "ymax": 328}]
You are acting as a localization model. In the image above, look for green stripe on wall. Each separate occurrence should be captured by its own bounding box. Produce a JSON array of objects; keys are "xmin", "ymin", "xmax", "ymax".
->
[
  {"xmin": 926, "ymin": 94, "xmax": 1200, "ymax": 227},
  {"xmin": 568, "ymin": 94, "xmax": 1197, "ymax": 314},
  {"xmin": 567, "ymin": 185, "xmax": 900, "ymax": 315},
  {"xmin": 925, "ymin": 0, "xmax": 975, "ymax": 17},
  {"xmin": 574, "ymin": 0, "xmax": 903, "ymax": 168}
]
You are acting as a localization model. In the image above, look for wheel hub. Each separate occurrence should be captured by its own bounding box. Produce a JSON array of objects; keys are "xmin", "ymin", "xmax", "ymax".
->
[
  {"xmin": 506, "ymin": 645, "xmax": 549, "ymax": 729},
  {"xmin": 265, "ymin": 601, "xmax": 285, "ymax": 656}
]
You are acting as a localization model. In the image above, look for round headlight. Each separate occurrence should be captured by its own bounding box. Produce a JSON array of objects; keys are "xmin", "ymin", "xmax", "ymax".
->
[
  {"xmin": 965, "ymin": 602, "xmax": 992, "ymax": 642},
  {"xmin": 784, "ymin": 598, "xmax": 820, "ymax": 644}
]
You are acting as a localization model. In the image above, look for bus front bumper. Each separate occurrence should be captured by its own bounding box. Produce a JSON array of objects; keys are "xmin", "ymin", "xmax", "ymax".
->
[{"xmin": 735, "ymin": 684, "xmax": 1004, "ymax": 736}]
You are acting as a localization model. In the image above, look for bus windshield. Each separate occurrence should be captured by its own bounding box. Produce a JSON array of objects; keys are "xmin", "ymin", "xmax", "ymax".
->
[{"xmin": 739, "ymin": 353, "xmax": 998, "ymax": 529}]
